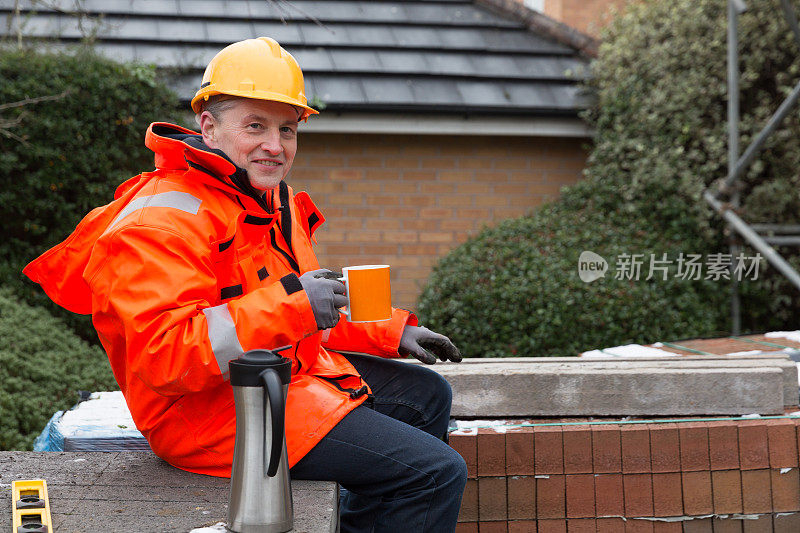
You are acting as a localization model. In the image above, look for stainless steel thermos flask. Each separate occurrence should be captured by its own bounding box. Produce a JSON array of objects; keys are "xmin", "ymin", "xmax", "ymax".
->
[{"xmin": 227, "ymin": 347, "xmax": 294, "ymax": 533}]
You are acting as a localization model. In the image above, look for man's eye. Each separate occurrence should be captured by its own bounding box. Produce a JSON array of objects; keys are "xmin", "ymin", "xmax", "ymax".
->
[
  {"xmin": 281, "ymin": 126, "xmax": 296, "ymax": 134},
  {"xmin": 248, "ymin": 123, "xmax": 263, "ymax": 129}
]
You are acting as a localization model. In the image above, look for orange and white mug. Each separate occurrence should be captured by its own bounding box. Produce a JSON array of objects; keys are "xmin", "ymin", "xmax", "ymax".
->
[{"xmin": 338, "ymin": 265, "xmax": 392, "ymax": 322}]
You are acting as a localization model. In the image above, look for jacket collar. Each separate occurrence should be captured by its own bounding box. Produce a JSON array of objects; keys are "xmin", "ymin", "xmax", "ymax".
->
[{"xmin": 144, "ymin": 122, "xmax": 275, "ymax": 211}]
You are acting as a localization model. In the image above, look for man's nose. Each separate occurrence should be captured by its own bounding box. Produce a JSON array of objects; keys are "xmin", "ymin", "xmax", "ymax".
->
[{"xmin": 259, "ymin": 130, "xmax": 283, "ymax": 154}]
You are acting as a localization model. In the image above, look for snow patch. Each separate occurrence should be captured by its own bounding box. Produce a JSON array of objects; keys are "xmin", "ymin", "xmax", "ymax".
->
[
  {"xmin": 766, "ymin": 331, "xmax": 800, "ymax": 343},
  {"xmin": 581, "ymin": 344, "xmax": 680, "ymax": 358}
]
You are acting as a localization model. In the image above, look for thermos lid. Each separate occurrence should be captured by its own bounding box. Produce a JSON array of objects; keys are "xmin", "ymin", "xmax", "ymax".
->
[{"xmin": 230, "ymin": 347, "xmax": 292, "ymax": 386}]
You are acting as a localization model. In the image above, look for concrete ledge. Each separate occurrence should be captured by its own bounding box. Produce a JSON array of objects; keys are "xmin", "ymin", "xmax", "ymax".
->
[
  {"xmin": 428, "ymin": 354, "xmax": 799, "ymax": 407},
  {"xmin": 421, "ymin": 358, "xmax": 792, "ymax": 416},
  {"xmin": 0, "ymin": 452, "xmax": 337, "ymax": 533}
]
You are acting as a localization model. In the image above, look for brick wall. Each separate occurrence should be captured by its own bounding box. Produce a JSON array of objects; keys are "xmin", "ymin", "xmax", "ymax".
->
[
  {"xmin": 448, "ymin": 417, "xmax": 800, "ymax": 531},
  {"xmin": 540, "ymin": 0, "xmax": 635, "ymax": 38},
  {"xmin": 289, "ymin": 133, "xmax": 588, "ymax": 309}
]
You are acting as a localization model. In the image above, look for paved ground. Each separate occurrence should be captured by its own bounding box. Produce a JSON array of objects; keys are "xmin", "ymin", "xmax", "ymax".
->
[{"xmin": 0, "ymin": 452, "xmax": 337, "ymax": 533}]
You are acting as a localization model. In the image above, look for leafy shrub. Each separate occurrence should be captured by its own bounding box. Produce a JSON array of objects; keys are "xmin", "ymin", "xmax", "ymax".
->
[
  {"xmin": 0, "ymin": 287, "xmax": 118, "ymax": 450},
  {"xmin": 0, "ymin": 47, "xmax": 181, "ymax": 340},
  {"xmin": 418, "ymin": 0, "xmax": 799, "ymax": 357}
]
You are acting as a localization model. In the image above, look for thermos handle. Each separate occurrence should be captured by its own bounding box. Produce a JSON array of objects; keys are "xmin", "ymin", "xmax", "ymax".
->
[{"xmin": 259, "ymin": 368, "xmax": 285, "ymax": 478}]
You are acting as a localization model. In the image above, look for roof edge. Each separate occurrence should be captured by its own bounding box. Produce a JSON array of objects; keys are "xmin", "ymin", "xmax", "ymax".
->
[
  {"xmin": 473, "ymin": 0, "xmax": 599, "ymax": 58},
  {"xmin": 297, "ymin": 111, "xmax": 593, "ymax": 138}
]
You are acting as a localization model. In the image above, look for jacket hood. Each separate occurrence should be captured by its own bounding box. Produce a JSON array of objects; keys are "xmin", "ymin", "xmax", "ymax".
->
[
  {"xmin": 24, "ymin": 122, "xmax": 279, "ymax": 314},
  {"xmin": 145, "ymin": 122, "xmax": 269, "ymax": 208}
]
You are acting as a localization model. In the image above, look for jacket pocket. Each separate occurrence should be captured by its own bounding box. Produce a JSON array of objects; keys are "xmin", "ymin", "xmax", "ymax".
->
[
  {"xmin": 188, "ymin": 395, "xmax": 236, "ymax": 453},
  {"xmin": 210, "ymin": 212, "xmax": 277, "ymax": 301}
]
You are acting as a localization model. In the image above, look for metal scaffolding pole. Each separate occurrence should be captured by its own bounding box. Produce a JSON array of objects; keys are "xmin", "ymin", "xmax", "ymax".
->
[
  {"xmin": 728, "ymin": 0, "xmax": 744, "ymax": 334},
  {"xmin": 705, "ymin": 192, "xmax": 800, "ymax": 291},
  {"xmin": 704, "ymin": 0, "xmax": 800, "ymax": 331}
]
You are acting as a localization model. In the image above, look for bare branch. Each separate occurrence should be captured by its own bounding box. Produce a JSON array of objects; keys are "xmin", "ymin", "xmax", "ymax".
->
[
  {"xmin": 266, "ymin": 0, "xmax": 288, "ymax": 25},
  {"xmin": 0, "ymin": 90, "xmax": 70, "ymax": 144},
  {"xmin": 0, "ymin": 112, "xmax": 28, "ymax": 143},
  {"xmin": 0, "ymin": 89, "xmax": 71, "ymax": 112},
  {"xmin": 265, "ymin": 0, "xmax": 331, "ymax": 32}
]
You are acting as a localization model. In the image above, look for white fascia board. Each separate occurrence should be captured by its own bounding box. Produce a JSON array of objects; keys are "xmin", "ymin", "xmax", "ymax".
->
[{"xmin": 298, "ymin": 112, "xmax": 594, "ymax": 138}]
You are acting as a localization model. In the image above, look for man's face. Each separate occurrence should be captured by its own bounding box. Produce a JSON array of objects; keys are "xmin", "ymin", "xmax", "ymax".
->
[{"xmin": 200, "ymin": 98, "xmax": 299, "ymax": 191}]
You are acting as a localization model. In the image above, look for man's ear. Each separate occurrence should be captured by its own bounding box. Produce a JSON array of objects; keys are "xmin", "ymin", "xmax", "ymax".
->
[{"xmin": 198, "ymin": 111, "xmax": 218, "ymax": 148}]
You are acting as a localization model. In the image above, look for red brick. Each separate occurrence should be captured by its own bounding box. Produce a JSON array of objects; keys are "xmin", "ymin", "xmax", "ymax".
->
[
  {"xmin": 565, "ymin": 474, "xmax": 595, "ymax": 518},
  {"xmin": 707, "ymin": 421, "xmax": 740, "ymax": 470},
  {"xmin": 506, "ymin": 428, "xmax": 534, "ymax": 475},
  {"xmin": 738, "ymin": 421, "xmax": 769, "ymax": 470},
  {"xmin": 562, "ymin": 425, "xmax": 592, "ymax": 474},
  {"xmin": 681, "ymin": 471, "xmax": 713, "ymax": 516},
  {"xmin": 649, "ymin": 423, "xmax": 680, "ymax": 473},
  {"xmin": 710, "ymin": 517, "xmax": 743, "ymax": 533},
  {"xmin": 770, "ymin": 467, "xmax": 800, "ymax": 512},
  {"xmin": 594, "ymin": 473, "xmax": 624, "ymax": 517},
  {"xmin": 478, "ymin": 477, "xmax": 507, "ymax": 521},
  {"xmin": 536, "ymin": 474, "xmax": 566, "ymax": 519},
  {"xmin": 623, "ymin": 473, "xmax": 654, "ymax": 517},
  {"xmin": 536, "ymin": 519, "xmax": 567, "ymax": 533},
  {"xmin": 741, "ymin": 514, "xmax": 773, "ymax": 532},
  {"xmin": 534, "ymin": 426, "xmax": 564, "ymax": 474},
  {"xmin": 767, "ymin": 419, "xmax": 799, "ymax": 468},
  {"xmin": 596, "ymin": 517, "xmax": 626, "ymax": 532},
  {"xmin": 507, "ymin": 521, "xmax": 536, "ymax": 533},
  {"xmin": 652, "ymin": 523, "xmax": 682, "ymax": 533},
  {"xmin": 797, "ymin": 421, "xmax": 800, "ymax": 465},
  {"xmin": 455, "ymin": 523, "xmax": 479, "ymax": 533},
  {"xmin": 451, "ymin": 433, "xmax": 477, "ymax": 478},
  {"xmin": 774, "ymin": 512, "xmax": 800, "ymax": 532},
  {"xmin": 592, "ymin": 425, "xmax": 622, "ymax": 473},
  {"xmin": 507, "ymin": 476, "xmax": 535, "ymax": 520},
  {"xmin": 711, "ymin": 469, "xmax": 743, "ymax": 514},
  {"xmin": 651, "ymin": 472, "xmax": 683, "ymax": 517},
  {"xmin": 679, "ymin": 423, "xmax": 710, "ymax": 471},
  {"xmin": 459, "ymin": 479, "xmax": 479, "ymax": 522},
  {"xmin": 477, "ymin": 430, "xmax": 506, "ymax": 477},
  {"xmin": 478, "ymin": 522, "xmax": 507, "ymax": 533},
  {"xmin": 740, "ymin": 469, "xmax": 772, "ymax": 513},
  {"xmin": 624, "ymin": 520, "xmax": 654, "ymax": 532},
  {"xmin": 621, "ymin": 426, "xmax": 651, "ymax": 473},
  {"xmin": 682, "ymin": 518, "xmax": 713, "ymax": 532},
  {"xmin": 567, "ymin": 518, "xmax": 597, "ymax": 532}
]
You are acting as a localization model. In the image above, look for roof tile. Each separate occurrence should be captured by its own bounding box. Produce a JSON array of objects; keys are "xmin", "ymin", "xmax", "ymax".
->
[{"xmin": 1, "ymin": 0, "xmax": 590, "ymax": 115}]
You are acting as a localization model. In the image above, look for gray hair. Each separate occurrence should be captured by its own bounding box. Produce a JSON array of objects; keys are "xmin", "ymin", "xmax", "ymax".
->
[
  {"xmin": 194, "ymin": 94, "xmax": 240, "ymax": 126},
  {"xmin": 194, "ymin": 94, "xmax": 305, "ymax": 126}
]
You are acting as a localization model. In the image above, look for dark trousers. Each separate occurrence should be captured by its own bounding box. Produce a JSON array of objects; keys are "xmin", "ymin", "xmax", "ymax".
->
[{"xmin": 290, "ymin": 352, "xmax": 467, "ymax": 533}]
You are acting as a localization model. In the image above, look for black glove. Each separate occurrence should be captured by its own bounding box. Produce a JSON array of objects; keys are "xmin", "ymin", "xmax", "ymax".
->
[
  {"xmin": 298, "ymin": 269, "xmax": 348, "ymax": 330},
  {"xmin": 399, "ymin": 325, "xmax": 462, "ymax": 364}
]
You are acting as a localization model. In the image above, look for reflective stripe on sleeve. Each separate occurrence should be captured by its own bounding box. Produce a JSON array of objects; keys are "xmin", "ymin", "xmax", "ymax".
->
[
  {"xmin": 108, "ymin": 191, "xmax": 202, "ymax": 231},
  {"xmin": 203, "ymin": 303, "xmax": 244, "ymax": 377}
]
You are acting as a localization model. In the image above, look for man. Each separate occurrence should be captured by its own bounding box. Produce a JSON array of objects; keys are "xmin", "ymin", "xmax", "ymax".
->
[{"xmin": 24, "ymin": 37, "xmax": 467, "ymax": 532}]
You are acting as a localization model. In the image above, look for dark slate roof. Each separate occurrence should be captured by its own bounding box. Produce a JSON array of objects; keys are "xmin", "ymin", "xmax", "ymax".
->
[{"xmin": 1, "ymin": 0, "xmax": 591, "ymax": 116}]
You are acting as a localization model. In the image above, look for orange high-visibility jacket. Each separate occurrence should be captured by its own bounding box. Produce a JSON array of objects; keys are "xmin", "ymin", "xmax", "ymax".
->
[{"xmin": 24, "ymin": 122, "xmax": 417, "ymax": 477}]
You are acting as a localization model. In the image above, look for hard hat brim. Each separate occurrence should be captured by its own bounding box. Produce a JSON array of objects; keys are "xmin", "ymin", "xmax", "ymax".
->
[{"xmin": 190, "ymin": 87, "xmax": 319, "ymax": 120}]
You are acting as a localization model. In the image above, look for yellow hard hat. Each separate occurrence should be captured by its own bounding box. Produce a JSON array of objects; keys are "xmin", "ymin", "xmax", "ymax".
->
[{"xmin": 190, "ymin": 37, "xmax": 318, "ymax": 120}]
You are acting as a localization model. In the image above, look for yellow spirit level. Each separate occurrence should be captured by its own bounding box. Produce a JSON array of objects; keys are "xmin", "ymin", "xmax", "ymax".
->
[{"xmin": 11, "ymin": 479, "xmax": 52, "ymax": 533}]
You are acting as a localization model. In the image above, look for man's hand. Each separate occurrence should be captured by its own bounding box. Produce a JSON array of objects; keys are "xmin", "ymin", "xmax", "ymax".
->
[
  {"xmin": 299, "ymin": 269, "xmax": 347, "ymax": 330},
  {"xmin": 399, "ymin": 325, "xmax": 462, "ymax": 364}
]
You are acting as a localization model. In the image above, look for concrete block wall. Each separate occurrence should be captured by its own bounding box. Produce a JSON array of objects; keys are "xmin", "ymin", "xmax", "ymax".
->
[
  {"xmin": 288, "ymin": 133, "xmax": 588, "ymax": 308},
  {"xmin": 449, "ymin": 417, "xmax": 800, "ymax": 531}
]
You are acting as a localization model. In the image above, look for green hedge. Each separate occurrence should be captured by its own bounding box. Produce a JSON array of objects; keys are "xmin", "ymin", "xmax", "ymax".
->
[
  {"xmin": 418, "ymin": 0, "xmax": 799, "ymax": 357},
  {"xmin": 0, "ymin": 47, "xmax": 181, "ymax": 340},
  {"xmin": 0, "ymin": 287, "xmax": 118, "ymax": 450}
]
